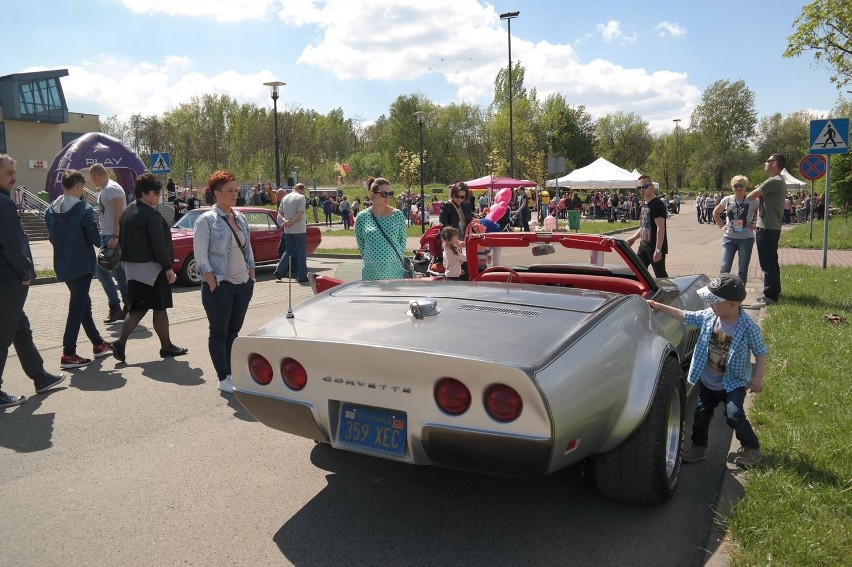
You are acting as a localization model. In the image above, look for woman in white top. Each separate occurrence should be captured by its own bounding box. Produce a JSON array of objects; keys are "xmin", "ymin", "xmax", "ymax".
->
[{"xmin": 712, "ymin": 175, "xmax": 759, "ymax": 284}]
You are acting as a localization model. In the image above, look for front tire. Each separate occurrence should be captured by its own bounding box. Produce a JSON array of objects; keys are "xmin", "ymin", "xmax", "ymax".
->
[
  {"xmin": 594, "ymin": 356, "xmax": 685, "ymax": 505},
  {"xmin": 177, "ymin": 253, "xmax": 202, "ymax": 286}
]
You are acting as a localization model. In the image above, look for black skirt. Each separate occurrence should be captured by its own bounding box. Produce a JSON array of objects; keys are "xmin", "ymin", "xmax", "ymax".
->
[{"xmin": 127, "ymin": 270, "xmax": 173, "ymax": 311}]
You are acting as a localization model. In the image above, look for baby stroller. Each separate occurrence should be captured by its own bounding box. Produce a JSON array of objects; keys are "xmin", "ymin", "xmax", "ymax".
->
[{"xmin": 412, "ymin": 224, "xmax": 445, "ymax": 277}]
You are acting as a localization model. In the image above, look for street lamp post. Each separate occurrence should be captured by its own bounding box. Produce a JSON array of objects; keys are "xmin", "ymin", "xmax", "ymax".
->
[
  {"xmin": 673, "ymin": 118, "xmax": 681, "ymax": 190},
  {"xmin": 500, "ymin": 10, "xmax": 519, "ymax": 178},
  {"xmin": 414, "ymin": 111, "xmax": 426, "ymax": 234},
  {"xmin": 264, "ymin": 81, "xmax": 286, "ymax": 190}
]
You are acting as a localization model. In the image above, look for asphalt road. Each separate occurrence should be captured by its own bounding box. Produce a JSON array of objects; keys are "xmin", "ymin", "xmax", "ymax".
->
[{"xmin": 1, "ymin": 210, "xmax": 824, "ymax": 566}]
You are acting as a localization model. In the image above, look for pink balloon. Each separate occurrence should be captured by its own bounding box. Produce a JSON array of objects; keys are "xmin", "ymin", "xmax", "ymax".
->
[
  {"xmin": 486, "ymin": 203, "xmax": 507, "ymax": 222},
  {"xmin": 494, "ymin": 187, "xmax": 513, "ymax": 205}
]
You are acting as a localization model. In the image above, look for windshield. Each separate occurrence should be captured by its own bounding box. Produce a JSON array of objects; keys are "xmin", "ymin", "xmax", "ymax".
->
[
  {"xmin": 463, "ymin": 233, "xmax": 641, "ymax": 281},
  {"xmin": 173, "ymin": 209, "xmax": 201, "ymax": 229}
]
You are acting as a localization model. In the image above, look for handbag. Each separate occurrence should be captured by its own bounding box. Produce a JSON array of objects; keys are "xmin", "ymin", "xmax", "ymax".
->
[{"xmin": 370, "ymin": 212, "xmax": 416, "ymax": 278}]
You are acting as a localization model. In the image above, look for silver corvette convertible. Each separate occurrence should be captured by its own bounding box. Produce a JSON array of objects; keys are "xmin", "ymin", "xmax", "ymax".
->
[{"xmin": 231, "ymin": 232, "xmax": 709, "ymax": 504}]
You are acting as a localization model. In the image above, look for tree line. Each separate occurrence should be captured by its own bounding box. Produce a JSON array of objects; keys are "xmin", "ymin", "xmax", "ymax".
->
[{"xmin": 102, "ymin": 72, "xmax": 851, "ymax": 209}]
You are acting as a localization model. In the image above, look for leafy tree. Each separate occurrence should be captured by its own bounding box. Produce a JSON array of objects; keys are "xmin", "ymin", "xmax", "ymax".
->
[
  {"xmin": 492, "ymin": 61, "xmax": 528, "ymax": 110},
  {"xmin": 755, "ymin": 111, "xmax": 813, "ymax": 175},
  {"xmin": 784, "ymin": 0, "xmax": 852, "ymax": 89},
  {"xmin": 518, "ymin": 132, "xmax": 546, "ymax": 188},
  {"xmin": 594, "ymin": 112, "xmax": 653, "ymax": 170},
  {"xmin": 427, "ymin": 102, "xmax": 487, "ymax": 183},
  {"xmin": 689, "ymin": 80, "xmax": 758, "ymax": 189},
  {"xmin": 396, "ymin": 146, "xmax": 421, "ymax": 194},
  {"xmin": 541, "ymin": 95, "xmax": 595, "ymax": 171},
  {"xmin": 827, "ymin": 100, "xmax": 852, "ymax": 209},
  {"xmin": 485, "ymin": 148, "xmax": 508, "ymax": 179}
]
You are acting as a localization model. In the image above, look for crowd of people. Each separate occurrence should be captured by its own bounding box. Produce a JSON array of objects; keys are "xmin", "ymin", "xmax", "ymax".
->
[
  {"xmin": 2, "ymin": 149, "xmax": 795, "ymax": 420},
  {"xmin": 0, "ymin": 153, "xmax": 271, "ymax": 407}
]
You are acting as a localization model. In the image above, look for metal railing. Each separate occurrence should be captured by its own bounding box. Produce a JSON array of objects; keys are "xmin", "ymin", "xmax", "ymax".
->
[{"xmin": 15, "ymin": 186, "xmax": 49, "ymax": 217}]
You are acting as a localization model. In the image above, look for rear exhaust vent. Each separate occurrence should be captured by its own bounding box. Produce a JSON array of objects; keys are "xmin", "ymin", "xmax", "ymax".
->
[{"xmin": 458, "ymin": 304, "xmax": 541, "ymax": 318}]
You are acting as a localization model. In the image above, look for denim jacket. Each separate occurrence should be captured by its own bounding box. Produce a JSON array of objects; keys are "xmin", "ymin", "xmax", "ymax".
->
[{"xmin": 193, "ymin": 206, "xmax": 255, "ymax": 283}]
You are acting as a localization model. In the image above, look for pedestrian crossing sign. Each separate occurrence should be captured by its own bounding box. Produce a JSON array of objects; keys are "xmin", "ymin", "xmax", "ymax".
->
[
  {"xmin": 809, "ymin": 119, "xmax": 849, "ymax": 154},
  {"xmin": 150, "ymin": 152, "xmax": 172, "ymax": 173}
]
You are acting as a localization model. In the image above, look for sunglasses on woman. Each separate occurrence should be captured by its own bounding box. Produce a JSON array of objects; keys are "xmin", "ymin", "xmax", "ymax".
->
[{"xmin": 372, "ymin": 190, "xmax": 394, "ymax": 198}]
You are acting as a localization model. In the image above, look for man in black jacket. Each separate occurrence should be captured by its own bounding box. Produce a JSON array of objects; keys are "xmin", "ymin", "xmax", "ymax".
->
[{"xmin": 0, "ymin": 154, "xmax": 65, "ymax": 407}]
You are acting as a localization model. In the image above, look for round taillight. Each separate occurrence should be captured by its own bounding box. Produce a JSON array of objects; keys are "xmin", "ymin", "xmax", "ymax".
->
[
  {"xmin": 249, "ymin": 354, "xmax": 273, "ymax": 385},
  {"xmin": 484, "ymin": 384, "xmax": 522, "ymax": 422},
  {"xmin": 434, "ymin": 378, "xmax": 471, "ymax": 415},
  {"xmin": 281, "ymin": 357, "xmax": 307, "ymax": 391}
]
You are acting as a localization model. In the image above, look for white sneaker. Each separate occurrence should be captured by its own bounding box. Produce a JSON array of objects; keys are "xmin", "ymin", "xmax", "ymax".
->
[{"xmin": 218, "ymin": 375, "xmax": 234, "ymax": 394}]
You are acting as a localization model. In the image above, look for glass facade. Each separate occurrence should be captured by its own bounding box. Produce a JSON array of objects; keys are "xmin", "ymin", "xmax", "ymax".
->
[
  {"xmin": 18, "ymin": 78, "xmax": 65, "ymax": 123},
  {"xmin": 0, "ymin": 122, "xmax": 5, "ymax": 153},
  {"xmin": 61, "ymin": 131, "xmax": 85, "ymax": 147}
]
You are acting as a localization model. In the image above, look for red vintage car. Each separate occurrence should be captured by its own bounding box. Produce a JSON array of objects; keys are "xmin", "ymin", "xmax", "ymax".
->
[{"xmin": 170, "ymin": 207, "xmax": 322, "ymax": 286}]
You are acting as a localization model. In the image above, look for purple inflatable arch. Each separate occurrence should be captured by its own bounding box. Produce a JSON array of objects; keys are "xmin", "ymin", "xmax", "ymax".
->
[{"xmin": 45, "ymin": 132, "xmax": 147, "ymax": 200}]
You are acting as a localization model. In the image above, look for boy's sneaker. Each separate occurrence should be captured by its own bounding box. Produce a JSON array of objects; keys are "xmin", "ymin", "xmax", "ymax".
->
[
  {"xmin": 93, "ymin": 341, "xmax": 113, "ymax": 358},
  {"xmin": 682, "ymin": 443, "xmax": 706, "ymax": 463},
  {"xmin": 60, "ymin": 354, "xmax": 92, "ymax": 369},
  {"xmin": 754, "ymin": 296, "xmax": 776, "ymax": 306},
  {"xmin": 733, "ymin": 446, "xmax": 762, "ymax": 468}
]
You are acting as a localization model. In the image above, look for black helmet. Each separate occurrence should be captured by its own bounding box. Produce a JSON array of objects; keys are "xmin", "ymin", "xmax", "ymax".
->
[{"xmin": 97, "ymin": 246, "xmax": 121, "ymax": 271}]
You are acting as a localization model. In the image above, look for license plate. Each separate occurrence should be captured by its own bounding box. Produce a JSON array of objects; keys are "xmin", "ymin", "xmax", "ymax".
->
[{"xmin": 339, "ymin": 404, "xmax": 407, "ymax": 457}]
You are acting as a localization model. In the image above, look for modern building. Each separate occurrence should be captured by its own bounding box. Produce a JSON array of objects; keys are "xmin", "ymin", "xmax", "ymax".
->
[{"xmin": 0, "ymin": 69, "xmax": 99, "ymax": 194}]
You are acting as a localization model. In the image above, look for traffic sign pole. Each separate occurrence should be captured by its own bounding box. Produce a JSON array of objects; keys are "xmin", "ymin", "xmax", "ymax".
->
[
  {"xmin": 823, "ymin": 155, "xmax": 830, "ymax": 270},
  {"xmin": 809, "ymin": 180, "xmax": 815, "ymax": 241}
]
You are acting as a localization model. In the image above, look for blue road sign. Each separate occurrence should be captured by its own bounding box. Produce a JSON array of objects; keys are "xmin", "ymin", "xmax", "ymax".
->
[
  {"xmin": 799, "ymin": 154, "xmax": 827, "ymax": 181},
  {"xmin": 150, "ymin": 152, "xmax": 171, "ymax": 174},
  {"xmin": 809, "ymin": 119, "xmax": 849, "ymax": 155}
]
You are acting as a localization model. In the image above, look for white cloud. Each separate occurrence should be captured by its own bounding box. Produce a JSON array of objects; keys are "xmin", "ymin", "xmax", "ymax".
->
[
  {"xmin": 596, "ymin": 20, "xmax": 636, "ymax": 44},
  {"xmin": 82, "ymin": 1, "xmax": 698, "ymax": 133},
  {"xmin": 29, "ymin": 57, "xmax": 279, "ymax": 119},
  {"xmin": 654, "ymin": 21, "xmax": 687, "ymax": 38}
]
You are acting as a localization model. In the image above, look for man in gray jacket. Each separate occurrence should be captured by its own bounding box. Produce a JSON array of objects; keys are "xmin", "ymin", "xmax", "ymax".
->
[{"xmin": 0, "ymin": 154, "xmax": 65, "ymax": 407}]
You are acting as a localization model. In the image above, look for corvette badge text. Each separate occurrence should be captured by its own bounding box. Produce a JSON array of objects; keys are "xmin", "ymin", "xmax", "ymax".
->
[{"xmin": 323, "ymin": 376, "xmax": 411, "ymax": 393}]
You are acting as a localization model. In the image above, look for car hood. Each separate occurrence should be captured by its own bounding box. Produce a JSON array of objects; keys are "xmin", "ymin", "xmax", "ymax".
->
[
  {"xmin": 170, "ymin": 228, "xmax": 193, "ymax": 240},
  {"xmin": 248, "ymin": 280, "xmax": 633, "ymax": 368}
]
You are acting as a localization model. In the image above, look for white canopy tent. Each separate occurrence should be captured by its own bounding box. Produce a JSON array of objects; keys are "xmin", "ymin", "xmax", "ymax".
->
[
  {"xmin": 780, "ymin": 168, "xmax": 806, "ymax": 191},
  {"xmin": 546, "ymin": 157, "xmax": 638, "ymax": 189},
  {"xmin": 630, "ymin": 168, "xmax": 659, "ymax": 189}
]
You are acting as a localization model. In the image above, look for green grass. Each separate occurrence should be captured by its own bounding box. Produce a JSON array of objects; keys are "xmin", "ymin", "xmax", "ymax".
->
[
  {"xmin": 779, "ymin": 218, "xmax": 852, "ymax": 250},
  {"xmin": 726, "ymin": 265, "xmax": 852, "ymax": 567},
  {"xmin": 314, "ymin": 247, "xmax": 359, "ymax": 255}
]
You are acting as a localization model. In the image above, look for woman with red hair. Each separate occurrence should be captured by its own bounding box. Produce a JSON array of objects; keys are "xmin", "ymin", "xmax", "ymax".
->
[{"xmin": 193, "ymin": 170, "xmax": 256, "ymax": 393}]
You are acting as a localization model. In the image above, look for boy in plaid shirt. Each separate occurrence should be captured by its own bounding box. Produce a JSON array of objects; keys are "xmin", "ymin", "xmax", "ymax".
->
[{"xmin": 648, "ymin": 273, "xmax": 768, "ymax": 467}]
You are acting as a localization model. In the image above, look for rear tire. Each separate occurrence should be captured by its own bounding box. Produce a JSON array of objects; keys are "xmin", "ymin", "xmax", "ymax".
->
[
  {"xmin": 177, "ymin": 253, "xmax": 202, "ymax": 286},
  {"xmin": 594, "ymin": 356, "xmax": 685, "ymax": 505}
]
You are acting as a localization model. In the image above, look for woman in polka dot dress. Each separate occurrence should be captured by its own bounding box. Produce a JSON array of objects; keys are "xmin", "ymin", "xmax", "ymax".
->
[{"xmin": 355, "ymin": 177, "xmax": 408, "ymax": 280}]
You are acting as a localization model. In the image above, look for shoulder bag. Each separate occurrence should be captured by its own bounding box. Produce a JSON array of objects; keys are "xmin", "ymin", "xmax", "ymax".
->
[{"xmin": 370, "ymin": 212, "xmax": 415, "ymax": 278}]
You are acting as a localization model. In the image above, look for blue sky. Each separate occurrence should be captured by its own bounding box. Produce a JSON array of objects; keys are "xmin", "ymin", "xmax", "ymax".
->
[{"xmin": 6, "ymin": 0, "xmax": 846, "ymax": 133}]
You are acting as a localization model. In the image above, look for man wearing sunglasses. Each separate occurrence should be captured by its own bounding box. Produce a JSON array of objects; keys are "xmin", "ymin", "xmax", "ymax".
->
[
  {"xmin": 746, "ymin": 154, "xmax": 786, "ymax": 306},
  {"xmin": 626, "ymin": 175, "xmax": 668, "ymax": 278}
]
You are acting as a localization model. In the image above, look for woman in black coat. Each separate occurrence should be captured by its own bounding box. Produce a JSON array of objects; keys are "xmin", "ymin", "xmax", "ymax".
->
[
  {"xmin": 439, "ymin": 182, "xmax": 475, "ymax": 234},
  {"xmin": 112, "ymin": 173, "xmax": 187, "ymax": 362}
]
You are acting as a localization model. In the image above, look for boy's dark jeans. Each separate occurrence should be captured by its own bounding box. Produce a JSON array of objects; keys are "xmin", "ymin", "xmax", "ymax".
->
[{"xmin": 691, "ymin": 382, "xmax": 759, "ymax": 449}]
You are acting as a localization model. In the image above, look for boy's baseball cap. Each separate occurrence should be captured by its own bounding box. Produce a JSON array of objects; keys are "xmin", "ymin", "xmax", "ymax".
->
[{"xmin": 697, "ymin": 273, "xmax": 746, "ymax": 304}]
